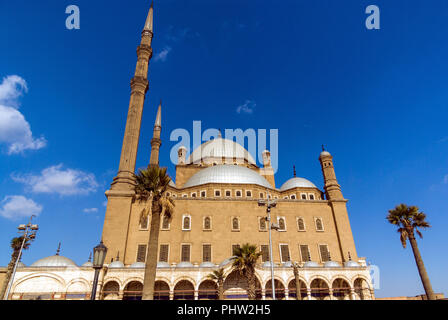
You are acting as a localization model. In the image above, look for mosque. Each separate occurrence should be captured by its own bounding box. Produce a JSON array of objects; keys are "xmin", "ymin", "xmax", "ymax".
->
[{"xmin": 1, "ymin": 3, "xmax": 374, "ymax": 300}]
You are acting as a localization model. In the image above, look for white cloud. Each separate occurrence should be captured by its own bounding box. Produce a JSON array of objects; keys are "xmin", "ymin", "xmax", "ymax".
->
[
  {"xmin": 12, "ymin": 164, "xmax": 99, "ymax": 196},
  {"xmin": 236, "ymin": 100, "xmax": 256, "ymax": 114},
  {"xmin": 0, "ymin": 75, "xmax": 47, "ymax": 154},
  {"xmin": 0, "ymin": 195, "xmax": 43, "ymax": 220},
  {"xmin": 154, "ymin": 46, "xmax": 172, "ymax": 62},
  {"xmin": 83, "ymin": 208, "xmax": 98, "ymax": 213}
]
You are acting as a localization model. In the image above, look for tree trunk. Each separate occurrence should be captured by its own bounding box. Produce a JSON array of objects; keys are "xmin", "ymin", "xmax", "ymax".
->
[
  {"xmin": 142, "ymin": 199, "xmax": 161, "ymax": 300},
  {"xmin": 293, "ymin": 265, "xmax": 302, "ymax": 300},
  {"xmin": 246, "ymin": 269, "xmax": 256, "ymax": 300},
  {"xmin": 218, "ymin": 279, "xmax": 224, "ymax": 300},
  {"xmin": 0, "ymin": 251, "xmax": 19, "ymax": 300},
  {"xmin": 408, "ymin": 233, "xmax": 436, "ymax": 300}
]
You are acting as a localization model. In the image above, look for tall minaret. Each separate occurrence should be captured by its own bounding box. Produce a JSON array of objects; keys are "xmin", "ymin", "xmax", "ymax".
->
[
  {"xmin": 110, "ymin": 2, "xmax": 154, "ymax": 191},
  {"xmin": 319, "ymin": 146, "xmax": 343, "ymax": 200},
  {"xmin": 149, "ymin": 101, "xmax": 162, "ymax": 167}
]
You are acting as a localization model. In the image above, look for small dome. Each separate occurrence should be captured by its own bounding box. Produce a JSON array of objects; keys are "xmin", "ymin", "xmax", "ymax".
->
[
  {"xmin": 176, "ymin": 262, "xmax": 194, "ymax": 268},
  {"xmin": 344, "ymin": 261, "xmax": 360, "ymax": 268},
  {"xmin": 324, "ymin": 261, "xmax": 341, "ymax": 268},
  {"xmin": 184, "ymin": 165, "xmax": 272, "ymax": 188},
  {"xmin": 280, "ymin": 177, "xmax": 317, "ymax": 191},
  {"xmin": 168, "ymin": 180, "xmax": 176, "ymax": 187},
  {"xmin": 199, "ymin": 262, "xmax": 216, "ymax": 268},
  {"xmin": 218, "ymin": 256, "xmax": 236, "ymax": 268},
  {"xmin": 31, "ymin": 255, "xmax": 77, "ymax": 268},
  {"xmin": 320, "ymin": 151, "xmax": 331, "ymax": 158},
  {"xmin": 157, "ymin": 262, "xmax": 170, "ymax": 268},
  {"xmin": 282, "ymin": 261, "xmax": 294, "ymax": 268},
  {"xmin": 109, "ymin": 261, "xmax": 125, "ymax": 268},
  {"xmin": 303, "ymin": 261, "xmax": 320, "ymax": 268},
  {"xmin": 129, "ymin": 262, "xmax": 145, "ymax": 268},
  {"xmin": 82, "ymin": 261, "xmax": 93, "ymax": 267},
  {"xmin": 17, "ymin": 262, "xmax": 26, "ymax": 268},
  {"xmin": 261, "ymin": 261, "xmax": 276, "ymax": 268}
]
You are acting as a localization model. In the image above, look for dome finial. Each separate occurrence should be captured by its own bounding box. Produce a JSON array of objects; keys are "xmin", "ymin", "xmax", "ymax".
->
[
  {"xmin": 348, "ymin": 251, "xmax": 352, "ymax": 261},
  {"xmin": 293, "ymin": 165, "xmax": 296, "ymax": 178},
  {"xmin": 56, "ymin": 242, "xmax": 61, "ymax": 256},
  {"xmin": 88, "ymin": 252, "xmax": 92, "ymax": 263},
  {"xmin": 328, "ymin": 251, "xmax": 332, "ymax": 261},
  {"xmin": 322, "ymin": 144, "xmax": 326, "ymax": 152},
  {"xmin": 116, "ymin": 251, "xmax": 120, "ymax": 261}
]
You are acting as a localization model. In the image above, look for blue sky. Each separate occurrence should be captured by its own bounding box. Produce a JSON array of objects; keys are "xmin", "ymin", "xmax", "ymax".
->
[{"xmin": 1, "ymin": 0, "xmax": 447, "ymax": 298}]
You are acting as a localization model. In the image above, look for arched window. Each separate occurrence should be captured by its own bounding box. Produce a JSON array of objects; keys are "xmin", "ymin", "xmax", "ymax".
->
[
  {"xmin": 232, "ymin": 217, "xmax": 240, "ymax": 231},
  {"xmin": 162, "ymin": 215, "xmax": 170, "ymax": 230},
  {"xmin": 204, "ymin": 217, "xmax": 211, "ymax": 230},
  {"xmin": 315, "ymin": 218, "xmax": 324, "ymax": 231},
  {"xmin": 297, "ymin": 218, "xmax": 305, "ymax": 231},
  {"xmin": 259, "ymin": 217, "xmax": 266, "ymax": 231},
  {"xmin": 278, "ymin": 218, "xmax": 286, "ymax": 231},
  {"xmin": 183, "ymin": 216, "xmax": 191, "ymax": 230}
]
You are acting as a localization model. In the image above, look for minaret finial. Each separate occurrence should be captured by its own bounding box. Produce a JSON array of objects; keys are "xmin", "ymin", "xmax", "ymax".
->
[
  {"xmin": 88, "ymin": 252, "xmax": 92, "ymax": 262},
  {"xmin": 293, "ymin": 165, "xmax": 296, "ymax": 177},
  {"xmin": 322, "ymin": 144, "xmax": 325, "ymax": 152},
  {"xmin": 144, "ymin": 1, "xmax": 154, "ymax": 32},
  {"xmin": 56, "ymin": 242, "xmax": 61, "ymax": 256},
  {"xmin": 154, "ymin": 101, "xmax": 162, "ymax": 128}
]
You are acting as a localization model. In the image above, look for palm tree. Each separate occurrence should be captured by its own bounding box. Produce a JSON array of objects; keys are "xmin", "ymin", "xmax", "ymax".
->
[
  {"xmin": 0, "ymin": 237, "xmax": 31, "ymax": 299},
  {"xmin": 292, "ymin": 262, "xmax": 302, "ymax": 300},
  {"xmin": 135, "ymin": 166, "xmax": 175, "ymax": 300},
  {"xmin": 231, "ymin": 243, "xmax": 261, "ymax": 300},
  {"xmin": 386, "ymin": 204, "xmax": 436, "ymax": 300},
  {"xmin": 207, "ymin": 268, "xmax": 226, "ymax": 300}
]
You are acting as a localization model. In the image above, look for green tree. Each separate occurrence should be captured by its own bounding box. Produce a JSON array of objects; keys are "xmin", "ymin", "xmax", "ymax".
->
[
  {"xmin": 232, "ymin": 243, "xmax": 261, "ymax": 300},
  {"xmin": 135, "ymin": 166, "xmax": 174, "ymax": 300},
  {"xmin": 386, "ymin": 204, "xmax": 436, "ymax": 300},
  {"xmin": 0, "ymin": 237, "xmax": 31, "ymax": 299},
  {"xmin": 207, "ymin": 268, "xmax": 226, "ymax": 300}
]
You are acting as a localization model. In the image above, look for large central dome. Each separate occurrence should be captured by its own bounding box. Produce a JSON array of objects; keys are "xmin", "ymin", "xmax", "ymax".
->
[
  {"xmin": 188, "ymin": 138, "xmax": 256, "ymax": 165},
  {"xmin": 183, "ymin": 164, "xmax": 272, "ymax": 188}
]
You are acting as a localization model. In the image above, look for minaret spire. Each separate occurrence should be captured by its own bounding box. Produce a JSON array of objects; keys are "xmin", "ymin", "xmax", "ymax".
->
[
  {"xmin": 110, "ymin": 2, "xmax": 155, "ymax": 191},
  {"xmin": 149, "ymin": 101, "xmax": 162, "ymax": 167}
]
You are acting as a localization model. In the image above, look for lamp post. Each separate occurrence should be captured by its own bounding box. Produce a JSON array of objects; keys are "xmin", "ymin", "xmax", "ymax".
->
[
  {"xmin": 90, "ymin": 240, "xmax": 107, "ymax": 300},
  {"xmin": 258, "ymin": 189, "xmax": 278, "ymax": 300},
  {"xmin": 3, "ymin": 215, "xmax": 38, "ymax": 300}
]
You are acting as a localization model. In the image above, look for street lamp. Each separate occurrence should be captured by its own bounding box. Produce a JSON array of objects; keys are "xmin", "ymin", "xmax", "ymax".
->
[
  {"xmin": 90, "ymin": 240, "xmax": 107, "ymax": 300},
  {"xmin": 258, "ymin": 189, "xmax": 277, "ymax": 300},
  {"xmin": 3, "ymin": 215, "xmax": 38, "ymax": 300}
]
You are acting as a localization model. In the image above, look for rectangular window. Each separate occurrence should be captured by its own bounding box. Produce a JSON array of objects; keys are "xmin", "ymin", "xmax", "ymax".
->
[
  {"xmin": 203, "ymin": 244, "xmax": 212, "ymax": 262},
  {"xmin": 201, "ymin": 191, "xmax": 206, "ymax": 197},
  {"xmin": 301, "ymin": 193, "xmax": 307, "ymax": 200},
  {"xmin": 246, "ymin": 190, "xmax": 252, "ymax": 197},
  {"xmin": 319, "ymin": 244, "xmax": 330, "ymax": 262},
  {"xmin": 159, "ymin": 244, "xmax": 169, "ymax": 262},
  {"xmin": 139, "ymin": 215, "xmax": 148, "ymax": 230},
  {"xmin": 136, "ymin": 244, "xmax": 147, "ymax": 263},
  {"xmin": 181, "ymin": 244, "xmax": 191, "ymax": 262},
  {"xmin": 261, "ymin": 245, "xmax": 270, "ymax": 262},
  {"xmin": 225, "ymin": 190, "xmax": 231, "ymax": 197},
  {"xmin": 232, "ymin": 244, "xmax": 240, "ymax": 256},
  {"xmin": 280, "ymin": 244, "xmax": 290, "ymax": 263},
  {"xmin": 309, "ymin": 193, "xmax": 315, "ymax": 200},
  {"xmin": 299, "ymin": 245, "xmax": 310, "ymax": 262},
  {"xmin": 214, "ymin": 190, "xmax": 221, "ymax": 197}
]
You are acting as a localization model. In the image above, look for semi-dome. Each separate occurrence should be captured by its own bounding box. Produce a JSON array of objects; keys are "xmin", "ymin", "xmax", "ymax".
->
[
  {"xmin": 218, "ymin": 256, "xmax": 236, "ymax": 268},
  {"xmin": 188, "ymin": 138, "xmax": 256, "ymax": 165},
  {"xmin": 109, "ymin": 261, "xmax": 125, "ymax": 268},
  {"xmin": 344, "ymin": 261, "xmax": 360, "ymax": 268},
  {"xmin": 157, "ymin": 262, "xmax": 170, "ymax": 268},
  {"xmin": 169, "ymin": 180, "xmax": 176, "ymax": 187},
  {"xmin": 31, "ymin": 255, "xmax": 77, "ymax": 268},
  {"xmin": 184, "ymin": 165, "xmax": 272, "ymax": 188},
  {"xmin": 129, "ymin": 262, "xmax": 145, "ymax": 268},
  {"xmin": 261, "ymin": 261, "xmax": 276, "ymax": 268},
  {"xmin": 303, "ymin": 261, "xmax": 320, "ymax": 268},
  {"xmin": 17, "ymin": 262, "xmax": 26, "ymax": 268},
  {"xmin": 176, "ymin": 262, "xmax": 194, "ymax": 268},
  {"xmin": 324, "ymin": 261, "xmax": 341, "ymax": 268},
  {"xmin": 82, "ymin": 261, "xmax": 93, "ymax": 267},
  {"xmin": 199, "ymin": 262, "xmax": 216, "ymax": 268},
  {"xmin": 280, "ymin": 177, "xmax": 317, "ymax": 191}
]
